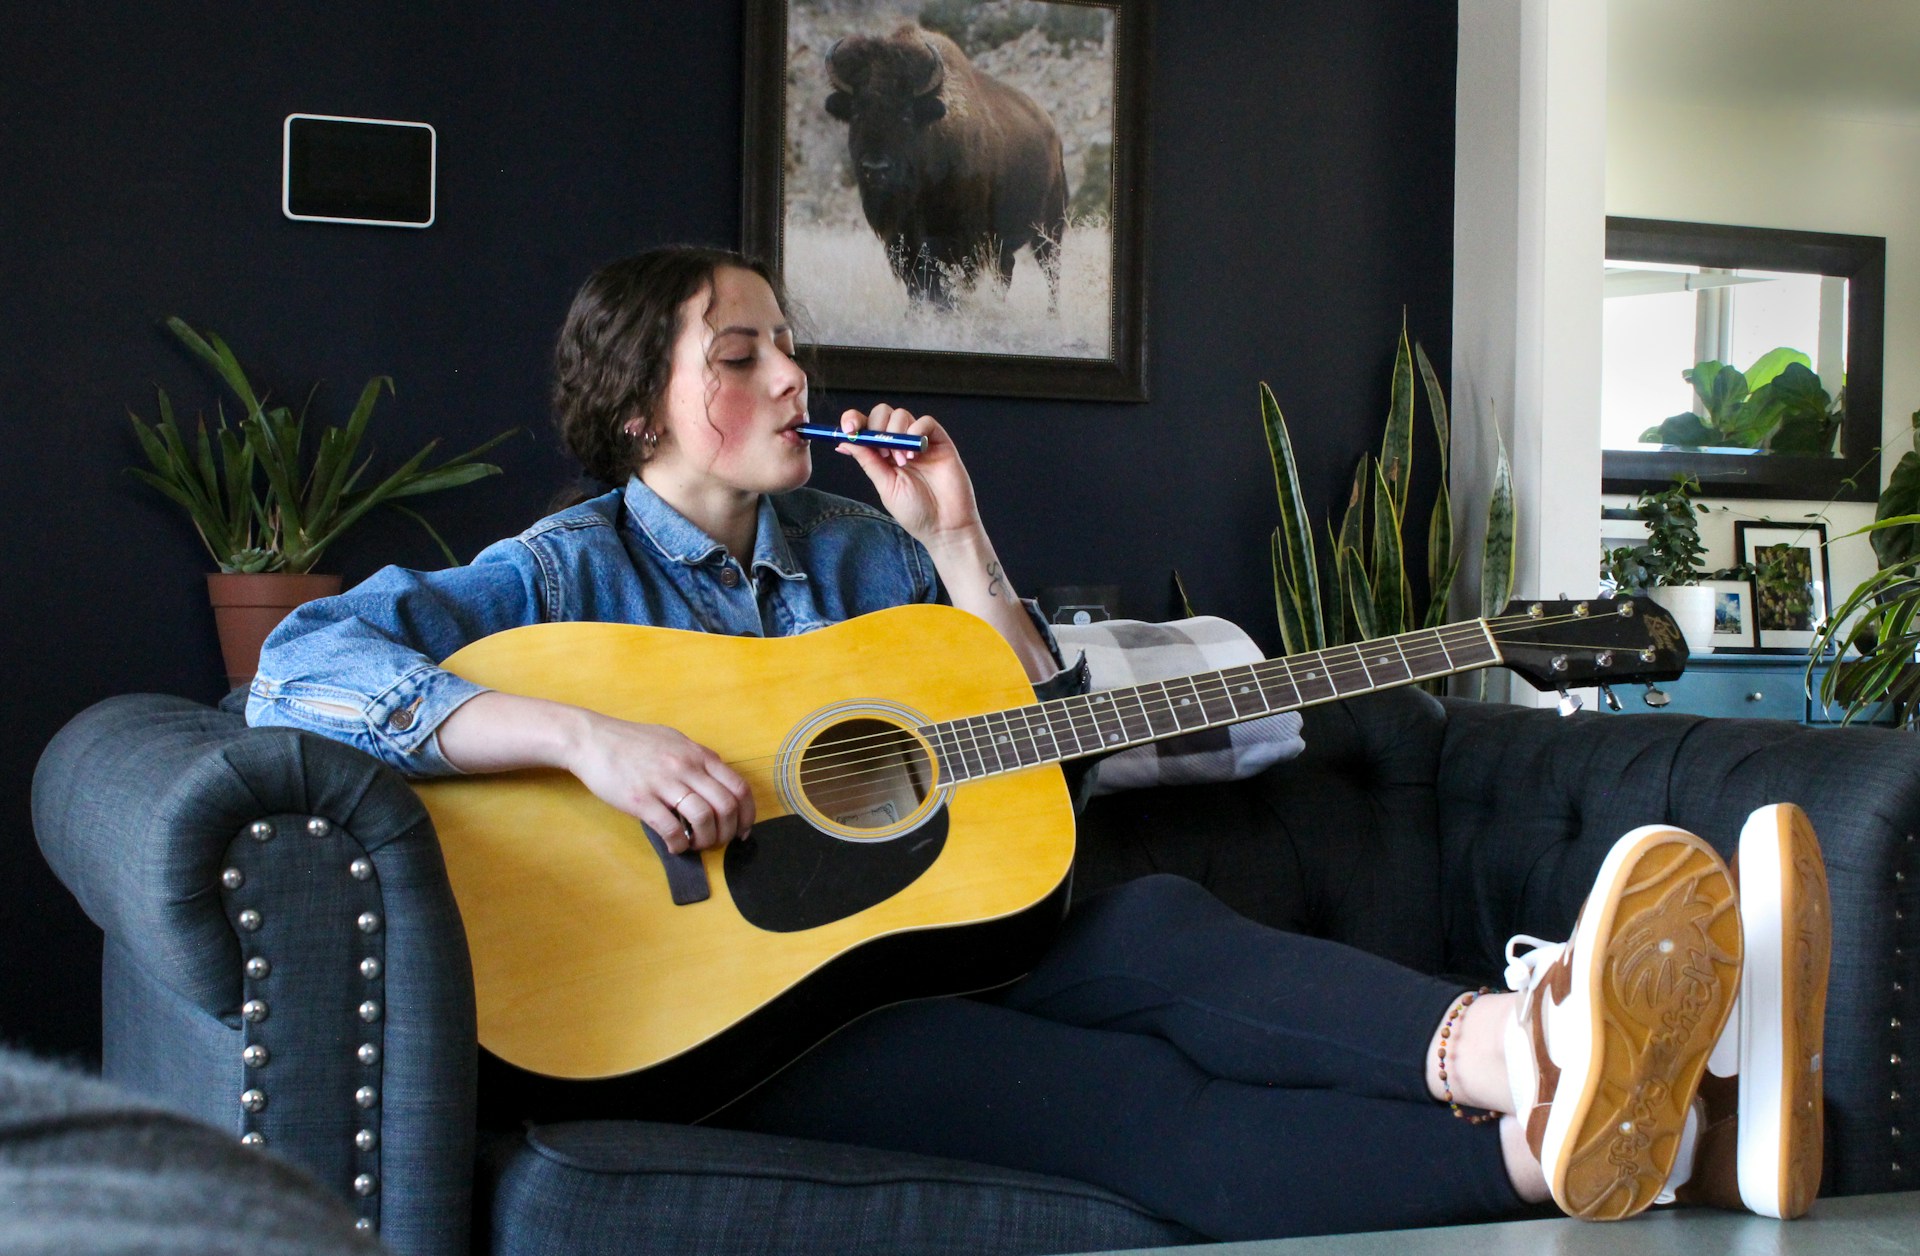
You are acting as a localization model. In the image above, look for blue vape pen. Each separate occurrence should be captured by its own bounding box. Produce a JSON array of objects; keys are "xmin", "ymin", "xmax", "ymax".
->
[{"xmin": 796, "ymin": 425, "xmax": 928, "ymax": 452}]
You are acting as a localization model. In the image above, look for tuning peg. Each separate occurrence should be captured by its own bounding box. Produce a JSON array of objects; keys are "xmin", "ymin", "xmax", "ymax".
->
[
  {"xmin": 1598, "ymin": 683, "xmax": 1622, "ymax": 712},
  {"xmin": 1556, "ymin": 687, "xmax": 1584, "ymax": 717},
  {"xmin": 1643, "ymin": 685, "xmax": 1671, "ymax": 708}
]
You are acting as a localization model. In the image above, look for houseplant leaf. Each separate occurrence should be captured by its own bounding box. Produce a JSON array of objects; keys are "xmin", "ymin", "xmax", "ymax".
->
[
  {"xmin": 1261, "ymin": 383, "xmax": 1324, "ymax": 651},
  {"xmin": 1368, "ymin": 459, "xmax": 1406, "ymax": 636},
  {"xmin": 1741, "ymin": 346, "xmax": 1811, "ymax": 393},
  {"xmin": 1379, "ymin": 317, "xmax": 1414, "ymax": 517},
  {"xmin": 1416, "ymin": 341, "xmax": 1456, "ymax": 626},
  {"xmin": 1480, "ymin": 429, "xmax": 1515, "ymax": 620},
  {"xmin": 1871, "ymin": 412, "xmax": 1920, "ymax": 570}
]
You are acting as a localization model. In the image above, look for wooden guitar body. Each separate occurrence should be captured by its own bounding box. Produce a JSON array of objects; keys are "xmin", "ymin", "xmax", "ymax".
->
[{"xmin": 414, "ymin": 603, "xmax": 1077, "ymax": 1119}]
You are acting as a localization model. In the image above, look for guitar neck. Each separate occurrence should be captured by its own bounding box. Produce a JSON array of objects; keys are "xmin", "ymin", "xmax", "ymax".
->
[{"xmin": 918, "ymin": 619, "xmax": 1504, "ymax": 784}]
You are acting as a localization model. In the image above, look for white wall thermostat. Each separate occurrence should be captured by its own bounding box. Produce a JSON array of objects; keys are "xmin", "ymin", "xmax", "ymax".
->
[{"xmin": 282, "ymin": 114, "xmax": 436, "ymax": 228}]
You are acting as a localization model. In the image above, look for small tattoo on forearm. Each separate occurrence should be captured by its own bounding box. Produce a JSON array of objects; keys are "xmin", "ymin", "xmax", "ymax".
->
[{"xmin": 986, "ymin": 561, "xmax": 1006, "ymax": 599}]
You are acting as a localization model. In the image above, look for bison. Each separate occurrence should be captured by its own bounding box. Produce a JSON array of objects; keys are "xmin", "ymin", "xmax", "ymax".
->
[{"xmin": 825, "ymin": 26, "xmax": 1068, "ymax": 310}]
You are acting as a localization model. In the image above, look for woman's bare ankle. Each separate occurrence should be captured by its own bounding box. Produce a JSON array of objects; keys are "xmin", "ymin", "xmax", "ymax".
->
[{"xmin": 1424, "ymin": 991, "xmax": 1519, "ymax": 1114}]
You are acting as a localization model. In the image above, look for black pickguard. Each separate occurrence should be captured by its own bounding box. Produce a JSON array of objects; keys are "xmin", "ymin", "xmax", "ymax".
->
[{"xmin": 723, "ymin": 806, "xmax": 948, "ymax": 932}]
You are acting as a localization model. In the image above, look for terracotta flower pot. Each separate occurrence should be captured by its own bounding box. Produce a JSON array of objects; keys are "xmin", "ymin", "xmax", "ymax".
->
[{"xmin": 206, "ymin": 572, "xmax": 343, "ymax": 689}]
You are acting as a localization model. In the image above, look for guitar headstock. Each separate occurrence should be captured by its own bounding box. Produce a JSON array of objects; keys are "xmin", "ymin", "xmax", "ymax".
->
[{"xmin": 1493, "ymin": 596, "xmax": 1688, "ymax": 692}]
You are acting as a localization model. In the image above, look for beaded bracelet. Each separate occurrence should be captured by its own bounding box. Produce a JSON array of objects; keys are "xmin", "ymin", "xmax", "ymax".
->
[{"xmin": 1437, "ymin": 987, "xmax": 1500, "ymax": 1124}]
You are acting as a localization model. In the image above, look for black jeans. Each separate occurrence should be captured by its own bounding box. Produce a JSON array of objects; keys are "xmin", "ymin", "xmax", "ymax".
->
[{"xmin": 721, "ymin": 874, "xmax": 1526, "ymax": 1240}]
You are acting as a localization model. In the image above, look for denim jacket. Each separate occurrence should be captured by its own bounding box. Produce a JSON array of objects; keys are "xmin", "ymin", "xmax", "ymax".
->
[{"xmin": 247, "ymin": 477, "xmax": 1080, "ymax": 776}]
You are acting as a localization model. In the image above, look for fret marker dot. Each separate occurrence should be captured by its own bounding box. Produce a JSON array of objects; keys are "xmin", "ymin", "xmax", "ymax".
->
[{"xmin": 1108, "ymin": 733, "xmax": 1120, "ymax": 742}]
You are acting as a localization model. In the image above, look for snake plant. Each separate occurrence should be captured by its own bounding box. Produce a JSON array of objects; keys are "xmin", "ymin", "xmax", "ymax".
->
[
  {"xmin": 127, "ymin": 317, "xmax": 515, "ymax": 574},
  {"xmin": 1264, "ymin": 321, "xmax": 1515, "ymax": 665}
]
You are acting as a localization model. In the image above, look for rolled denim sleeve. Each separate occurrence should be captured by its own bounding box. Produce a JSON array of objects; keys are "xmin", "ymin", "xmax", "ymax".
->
[
  {"xmin": 246, "ymin": 538, "xmax": 547, "ymax": 776},
  {"xmin": 1022, "ymin": 598, "xmax": 1090, "ymax": 700}
]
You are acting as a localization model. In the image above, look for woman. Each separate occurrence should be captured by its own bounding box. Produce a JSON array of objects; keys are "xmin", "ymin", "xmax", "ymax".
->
[{"xmin": 250, "ymin": 246, "xmax": 1818, "ymax": 1238}]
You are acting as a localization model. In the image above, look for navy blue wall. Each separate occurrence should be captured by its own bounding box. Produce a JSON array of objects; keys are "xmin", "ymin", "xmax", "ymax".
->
[{"xmin": 0, "ymin": 0, "xmax": 1456, "ymax": 1059}]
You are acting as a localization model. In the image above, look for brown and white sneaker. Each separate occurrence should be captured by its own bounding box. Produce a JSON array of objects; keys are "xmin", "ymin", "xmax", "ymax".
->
[
  {"xmin": 1503, "ymin": 825, "xmax": 1744, "ymax": 1221},
  {"xmin": 1664, "ymin": 802, "xmax": 1831, "ymax": 1219}
]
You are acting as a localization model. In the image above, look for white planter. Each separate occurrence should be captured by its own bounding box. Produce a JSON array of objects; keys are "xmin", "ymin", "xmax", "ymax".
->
[{"xmin": 1648, "ymin": 584, "xmax": 1717, "ymax": 654}]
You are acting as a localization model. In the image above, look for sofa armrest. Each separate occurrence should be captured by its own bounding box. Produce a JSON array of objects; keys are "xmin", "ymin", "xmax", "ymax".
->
[
  {"xmin": 1436, "ymin": 699, "xmax": 1920, "ymax": 1200},
  {"xmin": 33, "ymin": 694, "xmax": 476, "ymax": 1256}
]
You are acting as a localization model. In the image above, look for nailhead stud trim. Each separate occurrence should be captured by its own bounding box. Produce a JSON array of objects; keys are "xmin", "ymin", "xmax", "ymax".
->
[
  {"xmin": 240, "ymin": 1131, "xmax": 265, "ymax": 1147},
  {"xmin": 353, "ymin": 1173, "xmax": 377, "ymax": 1197},
  {"xmin": 237, "ymin": 909, "xmax": 262, "ymax": 932},
  {"xmin": 242, "ymin": 1000, "xmax": 268, "ymax": 1023},
  {"xmin": 242, "ymin": 1044, "xmax": 269, "ymax": 1068},
  {"xmin": 308, "ymin": 817, "xmax": 331, "ymax": 837},
  {"xmin": 357, "ymin": 912, "xmax": 382, "ymax": 935},
  {"xmin": 360, "ymin": 957, "xmax": 382, "ymax": 980},
  {"xmin": 221, "ymin": 867, "xmax": 245, "ymax": 890},
  {"xmin": 249, "ymin": 820, "xmax": 275, "ymax": 842},
  {"xmin": 349, "ymin": 858, "xmax": 374, "ymax": 881},
  {"xmin": 245, "ymin": 957, "xmax": 270, "ymax": 979},
  {"xmin": 355, "ymin": 1086, "xmax": 379, "ymax": 1109},
  {"xmin": 356, "ymin": 1128, "xmax": 377, "ymax": 1151},
  {"xmin": 241, "ymin": 1088, "xmax": 267, "ymax": 1113}
]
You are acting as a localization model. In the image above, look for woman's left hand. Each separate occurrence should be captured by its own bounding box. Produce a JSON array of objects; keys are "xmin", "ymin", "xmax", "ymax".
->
[{"xmin": 833, "ymin": 403, "xmax": 983, "ymax": 549}]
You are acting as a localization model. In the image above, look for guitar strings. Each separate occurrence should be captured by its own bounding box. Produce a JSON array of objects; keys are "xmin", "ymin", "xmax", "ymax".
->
[
  {"xmin": 784, "ymin": 606, "xmax": 1643, "ymax": 802},
  {"xmin": 783, "ymin": 618, "xmax": 1504, "ymax": 787},
  {"xmin": 783, "ymin": 608, "xmax": 1644, "ymax": 804},
  {"xmin": 778, "ymin": 609, "xmax": 1631, "ymax": 797},
  {"xmin": 786, "ymin": 606, "xmax": 1607, "ymax": 781}
]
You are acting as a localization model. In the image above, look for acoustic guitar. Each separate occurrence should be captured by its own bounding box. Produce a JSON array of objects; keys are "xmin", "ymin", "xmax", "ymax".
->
[{"xmin": 414, "ymin": 596, "xmax": 1685, "ymax": 1120}]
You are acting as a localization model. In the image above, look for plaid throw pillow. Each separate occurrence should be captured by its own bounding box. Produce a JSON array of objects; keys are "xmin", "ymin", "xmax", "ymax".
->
[{"xmin": 1051, "ymin": 616, "xmax": 1305, "ymax": 796}]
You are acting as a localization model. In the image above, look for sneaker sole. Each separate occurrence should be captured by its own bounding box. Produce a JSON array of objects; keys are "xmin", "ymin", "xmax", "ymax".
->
[
  {"xmin": 1540, "ymin": 826, "xmax": 1743, "ymax": 1220},
  {"xmin": 1737, "ymin": 803, "xmax": 1831, "ymax": 1219}
]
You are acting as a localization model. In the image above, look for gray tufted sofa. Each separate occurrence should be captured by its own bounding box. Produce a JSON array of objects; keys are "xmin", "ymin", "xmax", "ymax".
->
[{"xmin": 32, "ymin": 685, "xmax": 1920, "ymax": 1254}]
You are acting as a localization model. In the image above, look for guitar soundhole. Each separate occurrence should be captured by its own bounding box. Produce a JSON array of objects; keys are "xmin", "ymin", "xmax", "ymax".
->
[{"xmin": 796, "ymin": 717, "xmax": 935, "ymax": 836}]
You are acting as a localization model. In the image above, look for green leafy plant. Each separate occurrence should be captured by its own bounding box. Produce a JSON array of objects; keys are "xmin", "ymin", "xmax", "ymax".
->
[
  {"xmin": 1263, "ymin": 321, "xmax": 1515, "ymax": 667},
  {"xmin": 127, "ymin": 317, "xmax": 515, "ymax": 574},
  {"xmin": 1814, "ymin": 408, "xmax": 1920, "ymax": 722},
  {"xmin": 1600, "ymin": 476, "xmax": 1708, "ymax": 592},
  {"xmin": 1639, "ymin": 349, "xmax": 1842, "ymax": 454}
]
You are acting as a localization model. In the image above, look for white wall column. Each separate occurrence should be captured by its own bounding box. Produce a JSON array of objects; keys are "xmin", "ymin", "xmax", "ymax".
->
[{"xmin": 1453, "ymin": 0, "xmax": 1608, "ymax": 705}]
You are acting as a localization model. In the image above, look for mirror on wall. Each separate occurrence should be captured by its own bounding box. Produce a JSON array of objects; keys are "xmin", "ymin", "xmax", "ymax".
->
[{"xmin": 1602, "ymin": 217, "xmax": 1885, "ymax": 501}]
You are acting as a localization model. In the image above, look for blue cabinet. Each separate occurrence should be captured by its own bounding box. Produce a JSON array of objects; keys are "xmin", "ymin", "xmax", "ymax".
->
[{"xmin": 1605, "ymin": 653, "xmax": 1890, "ymax": 724}]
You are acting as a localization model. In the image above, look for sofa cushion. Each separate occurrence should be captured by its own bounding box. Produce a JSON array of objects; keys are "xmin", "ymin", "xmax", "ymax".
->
[
  {"xmin": 1052, "ymin": 616, "xmax": 1304, "ymax": 794},
  {"xmin": 479, "ymin": 1120, "xmax": 1194, "ymax": 1256}
]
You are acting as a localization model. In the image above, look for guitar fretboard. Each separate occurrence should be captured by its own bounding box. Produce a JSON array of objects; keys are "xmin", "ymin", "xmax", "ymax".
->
[{"xmin": 918, "ymin": 620, "xmax": 1502, "ymax": 784}]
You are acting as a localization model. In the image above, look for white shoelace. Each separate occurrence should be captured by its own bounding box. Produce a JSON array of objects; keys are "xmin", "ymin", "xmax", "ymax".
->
[{"xmin": 1504, "ymin": 934, "xmax": 1564, "ymax": 995}]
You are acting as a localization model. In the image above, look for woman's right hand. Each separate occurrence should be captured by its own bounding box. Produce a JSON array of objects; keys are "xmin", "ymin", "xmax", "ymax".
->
[
  {"xmin": 437, "ymin": 691, "xmax": 755, "ymax": 854},
  {"xmin": 565, "ymin": 712, "xmax": 756, "ymax": 853}
]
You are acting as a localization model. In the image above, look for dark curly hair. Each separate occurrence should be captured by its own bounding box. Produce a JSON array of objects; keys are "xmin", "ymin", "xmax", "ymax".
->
[{"xmin": 551, "ymin": 246, "xmax": 794, "ymax": 487}]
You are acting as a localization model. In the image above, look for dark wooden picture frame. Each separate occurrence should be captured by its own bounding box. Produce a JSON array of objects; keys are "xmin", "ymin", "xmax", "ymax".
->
[
  {"xmin": 742, "ymin": 0, "xmax": 1150, "ymax": 401},
  {"xmin": 1603, "ymin": 217, "xmax": 1885, "ymax": 502},
  {"xmin": 1735, "ymin": 520, "xmax": 1831, "ymax": 652}
]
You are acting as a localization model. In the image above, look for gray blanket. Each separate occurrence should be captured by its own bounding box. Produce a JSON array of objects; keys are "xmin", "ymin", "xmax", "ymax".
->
[{"xmin": 0, "ymin": 1046, "xmax": 382, "ymax": 1255}]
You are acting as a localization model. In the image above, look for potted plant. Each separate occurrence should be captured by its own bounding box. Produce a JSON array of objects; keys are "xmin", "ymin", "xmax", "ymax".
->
[
  {"xmin": 1814, "ymin": 409, "xmax": 1920, "ymax": 722},
  {"xmin": 1599, "ymin": 475, "xmax": 1715, "ymax": 650},
  {"xmin": 1263, "ymin": 319, "xmax": 1517, "ymax": 695},
  {"xmin": 1638, "ymin": 350, "xmax": 1843, "ymax": 455},
  {"xmin": 127, "ymin": 317, "xmax": 515, "ymax": 686}
]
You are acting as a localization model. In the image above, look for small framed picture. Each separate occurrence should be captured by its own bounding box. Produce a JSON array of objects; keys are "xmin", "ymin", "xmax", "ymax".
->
[
  {"xmin": 1703, "ymin": 577, "xmax": 1757, "ymax": 651},
  {"xmin": 1734, "ymin": 521, "xmax": 1831, "ymax": 652}
]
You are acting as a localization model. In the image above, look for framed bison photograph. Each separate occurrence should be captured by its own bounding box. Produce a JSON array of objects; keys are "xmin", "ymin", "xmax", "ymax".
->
[{"xmin": 743, "ymin": 0, "xmax": 1149, "ymax": 401}]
